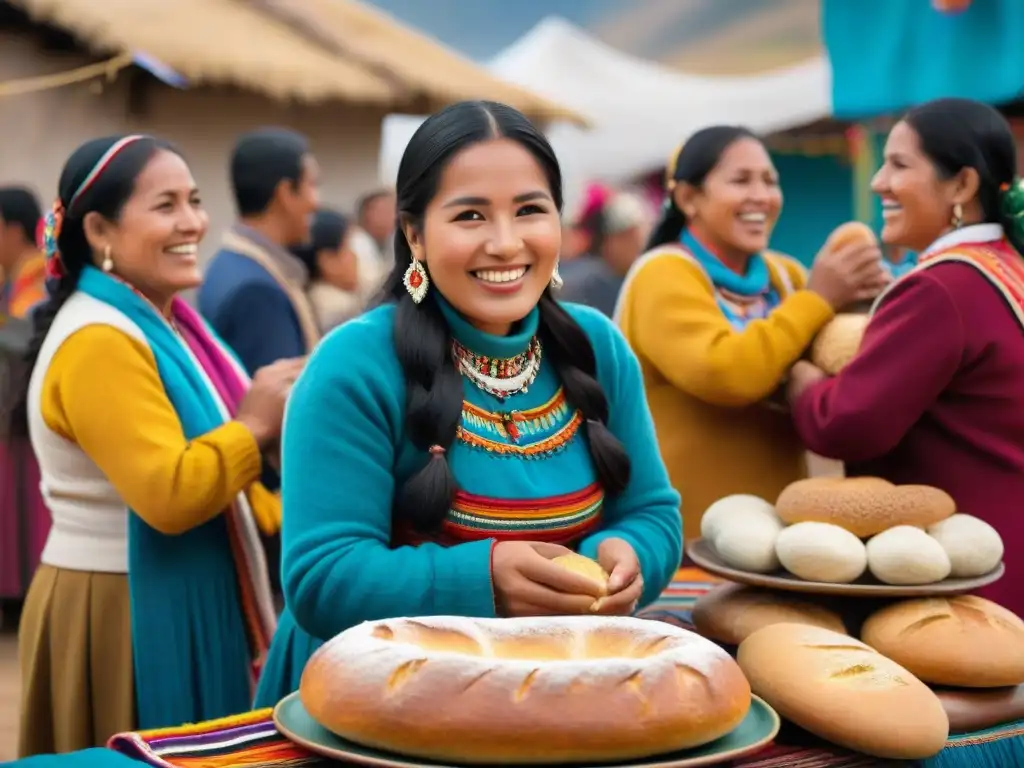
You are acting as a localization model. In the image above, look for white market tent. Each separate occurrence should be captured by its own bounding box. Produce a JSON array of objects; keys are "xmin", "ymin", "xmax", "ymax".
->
[{"xmin": 380, "ymin": 16, "xmax": 833, "ymax": 211}]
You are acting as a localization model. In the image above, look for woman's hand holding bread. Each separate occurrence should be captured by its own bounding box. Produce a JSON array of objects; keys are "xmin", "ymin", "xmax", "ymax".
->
[
  {"xmin": 807, "ymin": 222, "xmax": 889, "ymax": 309},
  {"xmin": 592, "ymin": 538, "xmax": 644, "ymax": 615},
  {"xmin": 491, "ymin": 542, "xmax": 605, "ymax": 617},
  {"xmin": 491, "ymin": 543, "xmax": 642, "ymax": 618}
]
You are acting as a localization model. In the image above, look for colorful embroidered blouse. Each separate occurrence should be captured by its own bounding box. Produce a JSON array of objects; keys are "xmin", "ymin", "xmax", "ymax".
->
[{"xmin": 254, "ymin": 295, "xmax": 682, "ymax": 705}]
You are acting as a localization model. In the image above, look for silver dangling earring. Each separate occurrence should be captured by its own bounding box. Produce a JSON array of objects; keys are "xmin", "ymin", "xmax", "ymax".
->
[
  {"xmin": 550, "ymin": 259, "xmax": 564, "ymax": 290},
  {"xmin": 951, "ymin": 203, "xmax": 964, "ymax": 229},
  {"xmin": 403, "ymin": 257, "xmax": 429, "ymax": 304},
  {"xmin": 101, "ymin": 245, "xmax": 114, "ymax": 273}
]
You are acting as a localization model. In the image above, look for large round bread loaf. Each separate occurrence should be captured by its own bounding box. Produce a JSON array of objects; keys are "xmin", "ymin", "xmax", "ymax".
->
[
  {"xmin": 692, "ymin": 583, "xmax": 846, "ymax": 646},
  {"xmin": 737, "ymin": 623, "xmax": 949, "ymax": 759},
  {"xmin": 300, "ymin": 616, "xmax": 752, "ymax": 763},
  {"xmin": 775, "ymin": 477, "xmax": 955, "ymax": 537},
  {"xmin": 861, "ymin": 596, "xmax": 1024, "ymax": 688}
]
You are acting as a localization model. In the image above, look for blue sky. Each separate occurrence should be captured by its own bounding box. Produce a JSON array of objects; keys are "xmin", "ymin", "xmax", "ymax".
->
[
  {"xmin": 365, "ymin": 0, "xmax": 621, "ymax": 60},
  {"xmin": 365, "ymin": 0, "xmax": 787, "ymax": 62}
]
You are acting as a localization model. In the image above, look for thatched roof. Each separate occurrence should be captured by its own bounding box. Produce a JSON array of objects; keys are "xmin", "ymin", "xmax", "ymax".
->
[{"xmin": 8, "ymin": 0, "xmax": 587, "ymax": 125}]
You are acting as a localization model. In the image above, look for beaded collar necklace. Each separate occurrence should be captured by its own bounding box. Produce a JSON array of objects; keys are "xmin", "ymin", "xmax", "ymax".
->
[{"xmin": 451, "ymin": 336, "xmax": 542, "ymax": 400}]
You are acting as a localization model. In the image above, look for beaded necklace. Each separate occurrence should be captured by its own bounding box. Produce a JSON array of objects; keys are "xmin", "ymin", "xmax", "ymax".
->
[{"xmin": 451, "ymin": 336, "xmax": 542, "ymax": 400}]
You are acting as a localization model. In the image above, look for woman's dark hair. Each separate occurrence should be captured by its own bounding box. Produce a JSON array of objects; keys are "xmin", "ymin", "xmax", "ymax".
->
[
  {"xmin": 8, "ymin": 135, "xmax": 175, "ymax": 438},
  {"xmin": 291, "ymin": 208, "xmax": 349, "ymax": 280},
  {"xmin": 902, "ymin": 98, "xmax": 1022, "ymax": 253},
  {"xmin": 384, "ymin": 100, "xmax": 631, "ymax": 532},
  {"xmin": 646, "ymin": 125, "xmax": 758, "ymax": 250}
]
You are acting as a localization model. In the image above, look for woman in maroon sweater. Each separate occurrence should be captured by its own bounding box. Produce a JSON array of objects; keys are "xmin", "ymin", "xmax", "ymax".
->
[{"xmin": 788, "ymin": 98, "xmax": 1024, "ymax": 617}]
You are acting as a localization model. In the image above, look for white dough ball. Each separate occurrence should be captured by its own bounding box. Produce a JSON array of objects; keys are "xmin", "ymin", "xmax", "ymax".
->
[
  {"xmin": 866, "ymin": 525, "xmax": 952, "ymax": 585},
  {"xmin": 926, "ymin": 514, "xmax": 1004, "ymax": 578},
  {"xmin": 775, "ymin": 522, "xmax": 868, "ymax": 583},
  {"xmin": 701, "ymin": 494, "xmax": 780, "ymax": 542},
  {"xmin": 713, "ymin": 515, "xmax": 783, "ymax": 573}
]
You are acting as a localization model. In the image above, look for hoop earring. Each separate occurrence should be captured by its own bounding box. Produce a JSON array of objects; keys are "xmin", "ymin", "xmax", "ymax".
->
[
  {"xmin": 101, "ymin": 245, "xmax": 114, "ymax": 273},
  {"xmin": 403, "ymin": 257, "xmax": 429, "ymax": 304},
  {"xmin": 550, "ymin": 259, "xmax": 564, "ymax": 290},
  {"xmin": 951, "ymin": 203, "xmax": 964, "ymax": 229}
]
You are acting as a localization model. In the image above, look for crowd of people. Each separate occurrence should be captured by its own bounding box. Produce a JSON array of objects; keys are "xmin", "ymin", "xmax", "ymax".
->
[{"xmin": 1, "ymin": 94, "xmax": 1023, "ymax": 763}]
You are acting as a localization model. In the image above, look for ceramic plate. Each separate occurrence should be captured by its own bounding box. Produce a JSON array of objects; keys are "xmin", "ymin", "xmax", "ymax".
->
[
  {"xmin": 273, "ymin": 692, "xmax": 780, "ymax": 768},
  {"xmin": 687, "ymin": 538, "xmax": 1005, "ymax": 597}
]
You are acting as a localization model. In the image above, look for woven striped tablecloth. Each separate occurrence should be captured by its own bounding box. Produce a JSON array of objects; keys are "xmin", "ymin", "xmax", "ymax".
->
[{"xmin": 107, "ymin": 568, "xmax": 1021, "ymax": 768}]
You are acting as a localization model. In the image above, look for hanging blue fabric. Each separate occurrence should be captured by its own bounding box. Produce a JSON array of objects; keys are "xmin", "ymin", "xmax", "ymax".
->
[{"xmin": 823, "ymin": 0, "xmax": 1024, "ymax": 118}]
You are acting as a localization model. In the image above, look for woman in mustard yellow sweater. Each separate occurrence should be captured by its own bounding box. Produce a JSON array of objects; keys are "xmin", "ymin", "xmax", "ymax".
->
[{"xmin": 614, "ymin": 126, "xmax": 887, "ymax": 542}]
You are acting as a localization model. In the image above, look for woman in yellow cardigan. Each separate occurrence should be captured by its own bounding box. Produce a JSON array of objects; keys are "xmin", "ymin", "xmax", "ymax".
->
[{"xmin": 614, "ymin": 126, "xmax": 887, "ymax": 541}]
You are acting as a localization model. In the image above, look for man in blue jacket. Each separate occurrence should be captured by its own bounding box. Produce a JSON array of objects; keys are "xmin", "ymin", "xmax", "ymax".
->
[{"xmin": 200, "ymin": 128, "xmax": 321, "ymax": 372}]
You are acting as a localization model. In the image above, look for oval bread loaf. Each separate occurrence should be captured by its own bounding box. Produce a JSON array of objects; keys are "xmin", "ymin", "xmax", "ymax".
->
[
  {"xmin": 737, "ymin": 623, "xmax": 949, "ymax": 759},
  {"xmin": 692, "ymin": 582, "xmax": 846, "ymax": 646},
  {"xmin": 926, "ymin": 514, "xmax": 1004, "ymax": 578},
  {"xmin": 775, "ymin": 477, "xmax": 955, "ymax": 538},
  {"xmin": 866, "ymin": 526, "xmax": 951, "ymax": 585},
  {"xmin": 301, "ymin": 615, "xmax": 752, "ymax": 764},
  {"xmin": 861, "ymin": 596, "xmax": 1024, "ymax": 688},
  {"xmin": 775, "ymin": 521, "xmax": 867, "ymax": 583}
]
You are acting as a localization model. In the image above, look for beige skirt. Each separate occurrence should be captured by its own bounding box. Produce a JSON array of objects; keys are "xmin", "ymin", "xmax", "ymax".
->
[{"xmin": 18, "ymin": 564, "xmax": 135, "ymax": 756}]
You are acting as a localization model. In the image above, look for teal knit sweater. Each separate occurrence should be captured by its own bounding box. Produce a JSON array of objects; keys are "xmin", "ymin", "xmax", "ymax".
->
[{"xmin": 254, "ymin": 297, "xmax": 681, "ymax": 707}]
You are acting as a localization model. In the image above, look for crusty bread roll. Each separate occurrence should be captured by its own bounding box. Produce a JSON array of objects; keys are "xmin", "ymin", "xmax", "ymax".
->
[
  {"xmin": 713, "ymin": 517, "xmax": 783, "ymax": 574},
  {"xmin": 826, "ymin": 220, "xmax": 878, "ymax": 251},
  {"xmin": 811, "ymin": 313, "xmax": 870, "ymax": 375},
  {"xmin": 926, "ymin": 514, "xmax": 1004, "ymax": 578},
  {"xmin": 737, "ymin": 623, "xmax": 949, "ymax": 759},
  {"xmin": 692, "ymin": 582, "xmax": 846, "ymax": 645},
  {"xmin": 552, "ymin": 553, "xmax": 609, "ymax": 591},
  {"xmin": 703, "ymin": 495, "xmax": 783, "ymax": 573},
  {"xmin": 776, "ymin": 477, "xmax": 955, "ymax": 538},
  {"xmin": 866, "ymin": 525, "xmax": 951, "ymax": 585},
  {"xmin": 301, "ymin": 616, "xmax": 752, "ymax": 763},
  {"xmin": 775, "ymin": 521, "xmax": 867, "ymax": 583},
  {"xmin": 700, "ymin": 494, "xmax": 780, "ymax": 542},
  {"xmin": 861, "ymin": 596, "xmax": 1024, "ymax": 688}
]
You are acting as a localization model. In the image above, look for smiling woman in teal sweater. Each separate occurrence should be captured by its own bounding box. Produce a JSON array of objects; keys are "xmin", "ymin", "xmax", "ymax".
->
[{"xmin": 254, "ymin": 101, "xmax": 681, "ymax": 707}]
